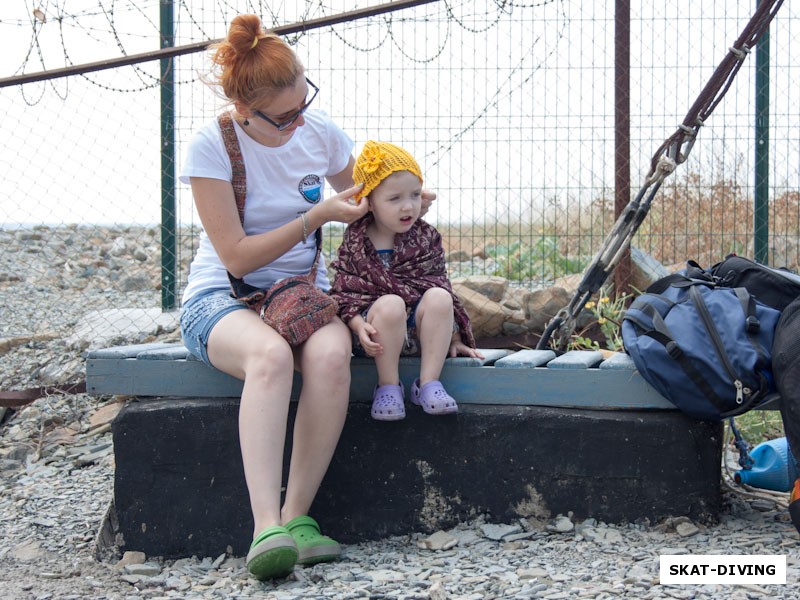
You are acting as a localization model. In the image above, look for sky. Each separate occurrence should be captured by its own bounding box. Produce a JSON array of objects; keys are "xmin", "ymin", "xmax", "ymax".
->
[{"xmin": 0, "ymin": 0, "xmax": 797, "ymax": 227}]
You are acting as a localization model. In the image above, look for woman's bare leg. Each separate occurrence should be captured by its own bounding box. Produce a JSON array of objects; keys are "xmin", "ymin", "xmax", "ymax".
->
[
  {"xmin": 281, "ymin": 318, "xmax": 353, "ymax": 523},
  {"xmin": 206, "ymin": 309, "xmax": 295, "ymax": 536}
]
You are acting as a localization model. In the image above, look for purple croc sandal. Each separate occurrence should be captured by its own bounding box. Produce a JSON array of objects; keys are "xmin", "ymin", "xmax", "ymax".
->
[
  {"xmin": 411, "ymin": 379, "xmax": 458, "ymax": 415},
  {"xmin": 371, "ymin": 382, "xmax": 406, "ymax": 421}
]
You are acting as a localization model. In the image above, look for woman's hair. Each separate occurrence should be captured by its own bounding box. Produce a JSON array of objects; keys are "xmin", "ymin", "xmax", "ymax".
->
[{"xmin": 206, "ymin": 14, "xmax": 304, "ymax": 108}]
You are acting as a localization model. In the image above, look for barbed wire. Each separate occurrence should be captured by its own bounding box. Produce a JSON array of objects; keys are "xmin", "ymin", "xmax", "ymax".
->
[
  {"xmin": 427, "ymin": 0, "xmax": 568, "ymax": 165},
  {"xmin": 9, "ymin": 0, "xmax": 567, "ymax": 170},
  {"xmin": 8, "ymin": 0, "xmax": 559, "ymax": 95}
]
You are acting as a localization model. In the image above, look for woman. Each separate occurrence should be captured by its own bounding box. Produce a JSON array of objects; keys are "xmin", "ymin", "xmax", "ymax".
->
[{"xmin": 179, "ymin": 14, "xmax": 370, "ymax": 580}]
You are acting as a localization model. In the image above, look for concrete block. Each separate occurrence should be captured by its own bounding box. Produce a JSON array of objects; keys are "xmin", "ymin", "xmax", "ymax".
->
[{"xmin": 111, "ymin": 398, "xmax": 722, "ymax": 559}]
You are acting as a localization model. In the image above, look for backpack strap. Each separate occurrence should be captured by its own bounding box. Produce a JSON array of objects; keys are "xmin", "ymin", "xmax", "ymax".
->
[
  {"xmin": 733, "ymin": 286, "xmax": 772, "ymax": 393},
  {"xmin": 634, "ymin": 299, "xmax": 727, "ymax": 414},
  {"xmin": 216, "ymin": 111, "xmax": 322, "ymax": 300}
]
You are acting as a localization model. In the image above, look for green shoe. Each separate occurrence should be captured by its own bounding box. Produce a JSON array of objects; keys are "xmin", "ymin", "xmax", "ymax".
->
[
  {"xmin": 245, "ymin": 525, "xmax": 298, "ymax": 580},
  {"xmin": 285, "ymin": 515, "xmax": 341, "ymax": 565}
]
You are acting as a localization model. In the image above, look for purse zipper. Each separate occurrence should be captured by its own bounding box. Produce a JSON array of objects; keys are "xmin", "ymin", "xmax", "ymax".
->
[{"xmin": 259, "ymin": 280, "xmax": 305, "ymax": 318}]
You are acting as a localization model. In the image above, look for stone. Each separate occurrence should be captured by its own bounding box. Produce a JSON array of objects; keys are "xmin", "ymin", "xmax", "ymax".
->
[
  {"xmin": 429, "ymin": 580, "xmax": 449, "ymax": 600},
  {"xmin": 115, "ymin": 551, "xmax": 147, "ymax": 569},
  {"xmin": 452, "ymin": 283, "xmax": 506, "ymax": 337},
  {"xmin": 66, "ymin": 308, "xmax": 179, "ymax": 350},
  {"xmin": 629, "ymin": 246, "xmax": 670, "ymax": 292},
  {"xmin": 419, "ymin": 530, "xmax": 459, "ymax": 551},
  {"xmin": 675, "ymin": 522, "xmax": 700, "ymax": 538},
  {"xmin": 452, "ymin": 275, "xmax": 509, "ymax": 302},
  {"xmin": 366, "ymin": 569, "xmax": 406, "ymax": 583},
  {"xmin": 518, "ymin": 567, "xmax": 549, "ymax": 580},
  {"xmin": 547, "ymin": 515, "xmax": 574, "ymax": 533},
  {"xmin": 89, "ymin": 400, "xmax": 126, "ymax": 428},
  {"xmin": 123, "ymin": 562, "xmax": 162, "ymax": 577},
  {"xmin": 480, "ymin": 523, "xmax": 522, "ymax": 540},
  {"xmin": 522, "ymin": 287, "xmax": 572, "ymax": 333},
  {"xmin": 500, "ymin": 286, "xmax": 531, "ymax": 311},
  {"xmin": 446, "ymin": 250, "xmax": 470, "ymax": 262},
  {"xmin": 10, "ymin": 540, "xmax": 47, "ymax": 561}
]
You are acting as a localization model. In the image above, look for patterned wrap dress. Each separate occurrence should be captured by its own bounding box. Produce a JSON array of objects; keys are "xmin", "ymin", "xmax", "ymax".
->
[{"xmin": 329, "ymin": 214, "xmax": 476, "ymax": 352}]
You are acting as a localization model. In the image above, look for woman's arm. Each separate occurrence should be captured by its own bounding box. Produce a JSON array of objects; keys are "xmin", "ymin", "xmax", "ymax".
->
[
  {"xmin": 191, "ymin": 176, "xmax": 367, "ymax": 278},
  {"xmin": 326, "ymin": 156, "xmax": 356, "ymax": 194}
]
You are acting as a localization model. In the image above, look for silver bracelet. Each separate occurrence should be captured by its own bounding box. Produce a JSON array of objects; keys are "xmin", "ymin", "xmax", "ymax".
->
[{"xmin": 300, "ymin": 212, "xmax": 309, "ymax": 241}]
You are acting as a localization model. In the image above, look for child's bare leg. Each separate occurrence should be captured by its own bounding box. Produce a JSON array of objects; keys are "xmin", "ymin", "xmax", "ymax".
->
[
  {"xmin": 414, "ymin": 287, "xmax": 454, "ymax": 385},
  {"xmin": 367, "ymin": 294, "xmax": 407, "ymax": 385}
]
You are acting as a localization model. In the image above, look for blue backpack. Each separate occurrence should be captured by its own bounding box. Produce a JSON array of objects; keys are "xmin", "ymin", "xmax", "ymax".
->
[{"xmin": 621, "ymin": 268, "xmax": 781, "ymax": 421}]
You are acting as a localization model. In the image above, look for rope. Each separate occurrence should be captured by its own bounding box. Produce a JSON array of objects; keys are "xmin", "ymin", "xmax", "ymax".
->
[
  {"xmin": 728, "ymin": 417, "xmax": 754, "ymax": 470},
  {"xmin": 646, "ymin": 0, "xmax": 784, "ymax": 182},
  {"xmin": 538, "ymin": 0, "xmax": 785, "ymax": 351}
]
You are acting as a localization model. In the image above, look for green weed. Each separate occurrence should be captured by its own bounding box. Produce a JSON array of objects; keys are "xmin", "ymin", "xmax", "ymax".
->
[
  {"xmin": 567, "ymin": 287, "xmax": 630, "ymax": 352},
  {"xmin": 483, "ymin": 237, "xmax": 587, "ymax": 282}
]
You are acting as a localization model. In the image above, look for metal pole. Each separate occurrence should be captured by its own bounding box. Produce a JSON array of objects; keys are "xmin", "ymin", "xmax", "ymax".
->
[
  {"xmin": 160, "ymin": 0, "xmax": 177, "ymax": 310},
  {"xmin": 754, "ymin": 0, "xmax": 770, "ymax": 265},
  {"xmin": 614, "ymin": 0, "xmax": 631, "ymax": 297},
  {"xmin": 0, "ymin": 0, "xmax": 440, "ymax": 88}
]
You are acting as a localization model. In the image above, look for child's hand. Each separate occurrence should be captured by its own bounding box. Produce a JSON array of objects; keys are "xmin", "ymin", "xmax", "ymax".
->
[
  {"xmin": 357, "ymin": 322, "xmax": 383, "ymax": 357},
  {"xmin": 448, "ymin": 340, "xmax": 484, "ymax": 359}
]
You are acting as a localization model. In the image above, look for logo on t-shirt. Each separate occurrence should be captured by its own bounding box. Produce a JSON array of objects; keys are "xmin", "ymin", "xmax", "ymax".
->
[{"xmin": 298, "ymin": 174, "xmax": 322, "ymax": 204}]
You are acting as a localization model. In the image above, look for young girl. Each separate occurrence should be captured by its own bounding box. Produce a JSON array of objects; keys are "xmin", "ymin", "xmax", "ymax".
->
[{"xmin": 330, "ymin": 141, "xmax": 483, "ymax": 421}]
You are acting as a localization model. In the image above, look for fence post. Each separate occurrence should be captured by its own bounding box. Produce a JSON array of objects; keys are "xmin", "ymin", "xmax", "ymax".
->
[
  {"xmin": 614, "ymin": 0, "xmax": 631, "ymax": 297},
  {"xmin": 754, "ymin": 0, "xmax": 770, "ymax": 265},
  {"xmin": 160, "ymin": 0, "xmax": 177, "ymax": 310}
]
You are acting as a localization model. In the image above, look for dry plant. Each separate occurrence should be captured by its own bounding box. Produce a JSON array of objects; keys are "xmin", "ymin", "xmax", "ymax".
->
[{"xmin": 436, "ymin": 166, "xmax": 799, "ymax": 279}]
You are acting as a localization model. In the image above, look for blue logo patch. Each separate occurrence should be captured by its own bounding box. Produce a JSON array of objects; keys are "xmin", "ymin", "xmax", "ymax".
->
[{"xmin": 298, "ymin": 174, "xmax": 322, "ymax": 204}]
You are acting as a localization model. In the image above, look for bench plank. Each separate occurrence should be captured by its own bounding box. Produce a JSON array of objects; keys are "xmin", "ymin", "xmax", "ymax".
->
[
  {"xmin": 87, "ymin": 351, "xmax": 674, "ymax": 409},
  {"xmin": 547, "ymin": 350, "xmax": 604, "ymax": 369},
  {"xmin": 495, "ymin": 349, "xmax": 556, "ymax": 368}
]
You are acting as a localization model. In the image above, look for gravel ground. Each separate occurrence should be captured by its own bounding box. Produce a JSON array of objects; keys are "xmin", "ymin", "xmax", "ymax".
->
[{"xmin": 2, "ymin": 226, "xmax": 800, "ymax": 599}]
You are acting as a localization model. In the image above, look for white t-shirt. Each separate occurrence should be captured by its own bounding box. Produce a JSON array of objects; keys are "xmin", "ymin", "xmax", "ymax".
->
[{"xmin": 180, "ymin": 109, "xmax": 354, "ymax": 303}]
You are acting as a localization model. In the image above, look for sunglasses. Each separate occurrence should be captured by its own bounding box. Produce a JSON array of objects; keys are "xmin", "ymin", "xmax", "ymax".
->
[{"xmin": 254, "ymin": 77, "xmax": 319, "ymax": 131}]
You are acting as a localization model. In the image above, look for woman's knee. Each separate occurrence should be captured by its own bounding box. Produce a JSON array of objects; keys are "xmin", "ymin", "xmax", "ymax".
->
[
  {"xmin": 369, "ymin": 294, "xmax": 407, "ymax": 325},
  {"xmin": 243, "ymin": 339, "xmax": 294, "ymax": 383},
  {"xmin": 303, "ymin": 324, "xmax": 352, "ymax": 377}
]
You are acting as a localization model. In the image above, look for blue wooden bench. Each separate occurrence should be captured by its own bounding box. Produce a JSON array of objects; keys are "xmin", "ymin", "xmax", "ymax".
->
[
  {"xmin": 87, "ymin": 344, "xmax": 678, "ymax": 407},
  {"xmin": 87, "ymin": 344, "xmax": 723, "ymax": 559}
]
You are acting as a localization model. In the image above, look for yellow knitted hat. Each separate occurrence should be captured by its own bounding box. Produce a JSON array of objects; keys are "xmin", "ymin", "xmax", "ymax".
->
[{"xmin": 353, "ymin": 141, "xmax": 423, "ymax": 200}]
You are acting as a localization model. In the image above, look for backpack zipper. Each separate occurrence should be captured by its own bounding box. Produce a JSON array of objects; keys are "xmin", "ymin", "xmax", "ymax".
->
[{"xmin": 688, "ymin": 284, "xmax": 750, "ymax": 405}]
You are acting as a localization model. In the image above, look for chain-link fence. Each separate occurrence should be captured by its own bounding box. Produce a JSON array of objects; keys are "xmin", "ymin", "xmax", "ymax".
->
[{"xmin": 1, "ymin": 0, "xmax": 798, "ymax": 342}]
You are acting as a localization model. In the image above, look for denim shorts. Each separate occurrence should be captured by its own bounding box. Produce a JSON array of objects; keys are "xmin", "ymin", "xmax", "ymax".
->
[{"xmin": 180, "ymin": 288, "xmax": 248, "ymax": 366}]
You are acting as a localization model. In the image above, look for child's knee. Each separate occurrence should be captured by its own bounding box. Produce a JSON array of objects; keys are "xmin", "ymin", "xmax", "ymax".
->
[
  {"xmin": 369, "ymin": 294, "xmax": 407, "ymax": 323},
  {"xmin": 421, "ymin": 287, "xmax": 453, "ymax": 311}
]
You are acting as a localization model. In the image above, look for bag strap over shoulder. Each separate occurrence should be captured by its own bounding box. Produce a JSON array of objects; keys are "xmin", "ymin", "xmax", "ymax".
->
[
  {"xmin": 216, "ymin": 111, "xmax": 322, "ymax": 299},
  {"xmin": 218, "ymin": 111, "xmax": 247, "ymax": 224}
]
